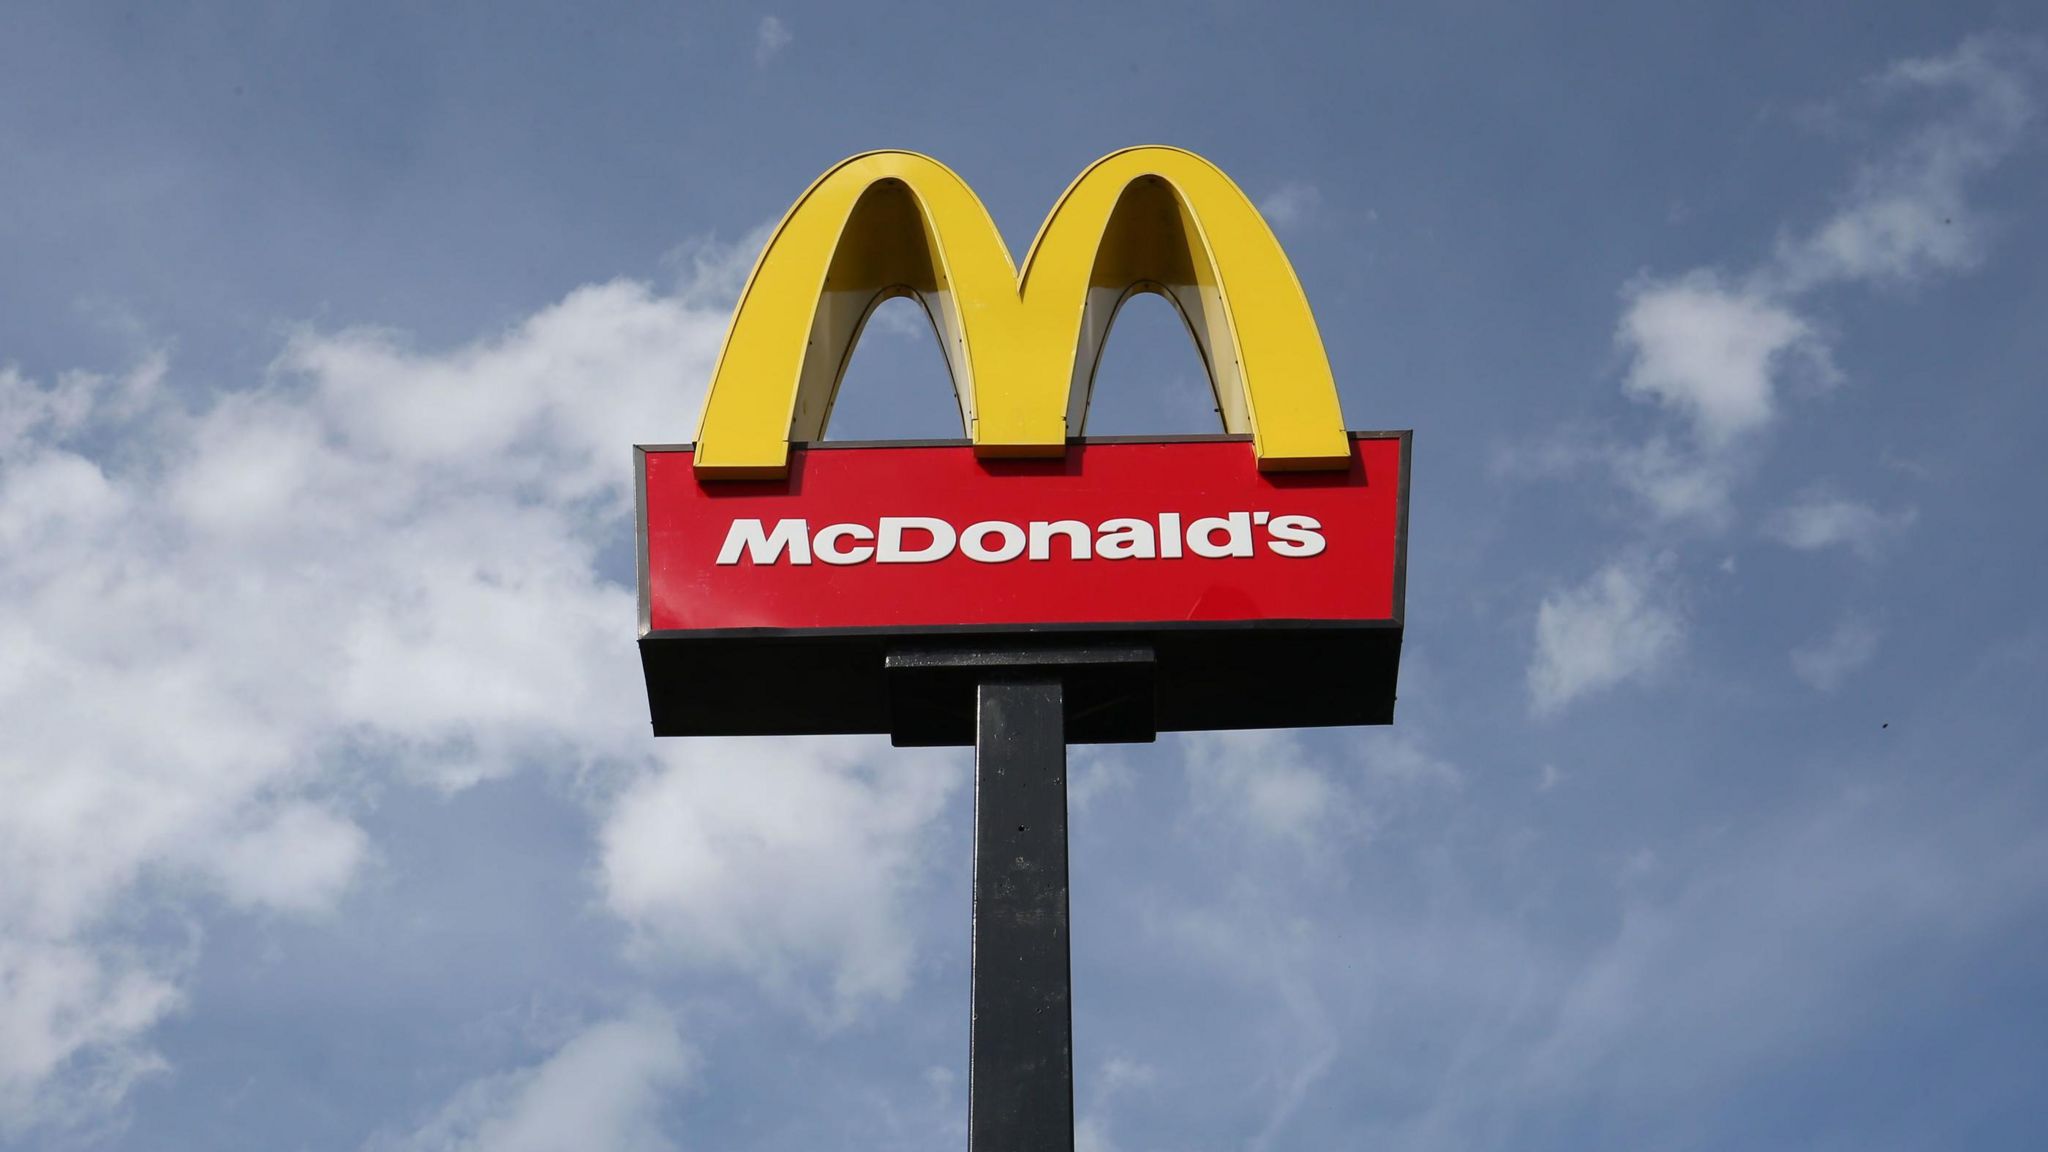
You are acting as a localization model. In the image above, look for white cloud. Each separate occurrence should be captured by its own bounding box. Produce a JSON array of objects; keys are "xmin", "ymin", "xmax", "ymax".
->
[
  {"xmin": 1074, "ymin": 1056, "xmax": 1156, "ymax": 1152},
  {"xmin": 860, "ymin": 296, "xmax": 938, "ymax": 340},
  {"xmin": 365, "ymin": 1011, "xmax": 695, "ymax": 1152},
  {"xmin": 1181, "ymin": 727, "xmax": 1458, "ymax": 849},
  {"xmin": 1141, "ymin": 731, "xmax": 1459, "ymax": 1150},
  {"xmin": 1605, "ymin": 273, "xmax": 1836, "ymax": 526},
  {"xmin": 1183, "ymin": 729, "xmax": 1349, "ymax": 849},
  {"xmin": 1069, "ymin": 746, "xmax": 1136, "ymax": 812},
  {"xmin": 1531, "ymin": 36, "xmax": 2033, "ymax": 703},
  {"xmin": 1791, "ymin": 617, "xmax": 1882, "ymax": 690},
  {"xmin": 1766, "ymin": 491, "xmax": 1917, "ymax": 558},
  {"xmin": 1595, "ymin": 37, "xmax": 2034, "ymax": 528},
  {"xmin": 662, "ymin": 222, "xmax": 778, "ymax": 310},
  {"xmin": 754, "ymin": 16, "xmax": 792, "ymax": 67},
  {"xmin": 1608, "ymin": 435, "xmax": 1739, "ymax": 525},
  {"xmin": 1140, "ymin": 847, "xmax": 1345, "ymax": 1151},
  {"xmin": 1616, "ymin": 272, "xmax": 1828, "ymax": 449},
  {"xmin": 0, "ymin": 246, "xmax": 955, "ymax": 1126},
  {"xmin": 0, "ymin": 282, "xmax": 707, "ymax": 1122},
  {"xmin": 199, "ymin": 802, "xmax": 369, "ymax": 916},
  {"xmin": 1778, "ymin": 35, "xmax": 2039, "ymax": 291},
  {"xmin": 274, "ymin": 279, "xmax": 729, "ymax": 514},
  {"xmin": 1355, "ymin": 730, "xmax": 1464, "ymax": 799},
  {"xmin": 1120, "ymin": 671, "xmax": 2048, "ymax": 1151},
  {"xmin": 1258, "ymin": 182, "xmax": 1323, "ymax": 230},
  {"xmin": 1510, "ymin": 779, "xmax": 2045, "ymax": 1132},
  {"xmin": 0, "ymin": 939, "xmax": 180, "ymax": 1136},
  {"xmin": 599, "ymin": 739, "xmax": 957, "ymax": 1024},
  {"xmin": 1529, "ymin": 558, "xmax": 1685, "ymax": 715}
]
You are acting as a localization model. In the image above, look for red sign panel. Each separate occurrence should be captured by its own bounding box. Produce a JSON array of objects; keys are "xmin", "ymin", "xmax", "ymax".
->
[{"xmin": 639, "ymin": 435, "xmax": 1406, "ymax": 635}]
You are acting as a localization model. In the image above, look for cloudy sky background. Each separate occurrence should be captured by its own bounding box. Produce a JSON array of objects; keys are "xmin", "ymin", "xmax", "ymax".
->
[{"xmin": 4, "ymin": 4, "xmax": 2047, "ymax": 1150}]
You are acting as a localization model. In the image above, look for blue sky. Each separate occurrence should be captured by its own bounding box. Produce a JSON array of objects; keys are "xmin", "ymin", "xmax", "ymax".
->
[{"xmin": 3, "ymin": 4, "xmax": 2046, "ymax": 1150}]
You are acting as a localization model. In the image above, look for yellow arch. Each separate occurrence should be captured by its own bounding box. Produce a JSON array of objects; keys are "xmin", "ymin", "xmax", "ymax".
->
[{"xmin": 692, "ymin": 147, "xmax": 1351, "ymax": 477}]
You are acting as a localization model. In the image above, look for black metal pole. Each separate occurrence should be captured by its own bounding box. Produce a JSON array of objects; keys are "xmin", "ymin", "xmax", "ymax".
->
[{"xmin": 970, "ymin": 676, "xmax": 1074, "ymax": 1152}]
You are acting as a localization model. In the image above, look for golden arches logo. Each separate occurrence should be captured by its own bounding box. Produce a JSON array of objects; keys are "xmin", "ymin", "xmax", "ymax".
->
[{"xmin": 693, "ymin": 147, "xmax": 1351, "ymax": 477}]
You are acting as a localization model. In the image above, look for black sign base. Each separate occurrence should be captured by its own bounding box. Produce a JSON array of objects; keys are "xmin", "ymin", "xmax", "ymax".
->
[
  {"xmin": 886, "ymin": 643, "xmax": 1155, "ymax": 746},
  {"xmin": 640, "ymin": 623, "xmax": 1399, "ymax": 743}
]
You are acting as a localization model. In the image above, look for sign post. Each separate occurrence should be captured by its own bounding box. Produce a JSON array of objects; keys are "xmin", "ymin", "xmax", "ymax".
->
[
  {"xmin": 637, "ymin": 148, "xmax": 1408, "ymax": 1151},
  {"xmin": 969, "ymin": 668, "xmax": 1075, "ymax": 1152}
]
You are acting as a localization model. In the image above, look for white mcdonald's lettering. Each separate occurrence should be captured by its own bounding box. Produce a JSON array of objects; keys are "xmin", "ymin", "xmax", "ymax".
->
[
  {"xmin": 812, "ymin": 523, "xmax": 874, "ymax": 565},
  {"xmin": 713, "ymin": 513, "xmax": 1326, "ymax": 567},
  {"xmin": 716, "ymin": 517, "xmax": 813, "ymax": 565},
  {"xmin": 878, "ymin": 517, "xmax": 956, "ymax": 563}
]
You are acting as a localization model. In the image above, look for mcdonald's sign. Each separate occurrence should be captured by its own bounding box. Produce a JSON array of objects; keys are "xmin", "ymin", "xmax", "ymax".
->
[{"xmin": 637, "ymin": 148, "xmax": 1408, "ymax": 744}]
